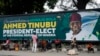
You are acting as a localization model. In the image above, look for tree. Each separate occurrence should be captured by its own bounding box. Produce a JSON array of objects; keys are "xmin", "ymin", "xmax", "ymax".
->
[
  {"xmin": 47, "ymin": 0, "xmax": 57, "ymax": 9},
  {"xmin": 45, "ymin": 0, "xmax": 100, "ymax": 12},
  {"xmin": 0, "ymin": 0, "xmax": 46, "ymax": 15},
  {"xmin": 73, "ymin": 0, "xmax": 90, "ymax": 9},
  {"xmin": 0, "ymin": 0, "xmax": 99, "ymax": 15}
]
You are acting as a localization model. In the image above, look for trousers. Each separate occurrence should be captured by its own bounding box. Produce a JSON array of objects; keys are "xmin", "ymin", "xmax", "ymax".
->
[{"xmin": 32, "ymin": 43, "xmax": 37, "ymax": 52}]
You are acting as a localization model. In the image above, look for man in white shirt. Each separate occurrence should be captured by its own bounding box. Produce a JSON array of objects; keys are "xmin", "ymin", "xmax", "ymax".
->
[{"xmin": 66, "ymin": 13, "xmax": 98, "ymax": 41}]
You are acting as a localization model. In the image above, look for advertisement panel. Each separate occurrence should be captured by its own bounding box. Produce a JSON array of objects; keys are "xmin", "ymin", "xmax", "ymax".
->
[{"xmin": 0, "ymin": 9, "xmax": 100, "ymax": 41}]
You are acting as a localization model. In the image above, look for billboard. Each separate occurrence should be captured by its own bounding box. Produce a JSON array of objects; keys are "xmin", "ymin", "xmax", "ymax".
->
[{"xmin": 0, "ymin": 9, "xmax": 100, "ymax": 41}]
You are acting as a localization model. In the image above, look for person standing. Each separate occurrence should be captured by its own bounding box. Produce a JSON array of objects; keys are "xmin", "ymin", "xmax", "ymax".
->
[
  {"xmin": 71, "ymin": 37, "xmax": 77, "ymax": 49},
  {"xmin": 32, "ymin": 33, "xmax": 38, "ymax": 52}
]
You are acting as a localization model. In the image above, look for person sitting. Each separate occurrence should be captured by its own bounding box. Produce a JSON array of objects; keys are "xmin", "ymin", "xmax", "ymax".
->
[
  {"xmin": 14, "ymin": 42, "xmax": 19, "ymax": 51},
  {"xmin": 47, "ymin": 39, "xmax": 52, "ymax": 50},
  {"xmin": 54, "ymin": 38, "xmax": 61, "ymax": 52},
  {"xmin": 41, "ymin": 39, "xmax": 47, "ymax": 51},
  {"xmin": 86, "ymin": 43, "xmax": 94, "ymax": 53},
  {"xmin": 24, "ymin": 40, "xmax": 30, "ymax": 50},
  {"xmin": 9, "ymin": 41, "xmax": 15, "ymax": 50},
  {"xmin": 1, "ymin": 38, "xmax": 10, "ymax": 50}
]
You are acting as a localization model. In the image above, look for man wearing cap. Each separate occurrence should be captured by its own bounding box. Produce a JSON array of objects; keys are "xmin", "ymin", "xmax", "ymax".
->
[{"xmin": 66, "ymin": 13, "xmax": 98, "ymax": 41}]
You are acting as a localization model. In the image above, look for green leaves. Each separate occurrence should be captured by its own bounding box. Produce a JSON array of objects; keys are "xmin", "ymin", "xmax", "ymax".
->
[{"xmin": 47, "ymin": 0, "xmax": 57, "ymax": 9}]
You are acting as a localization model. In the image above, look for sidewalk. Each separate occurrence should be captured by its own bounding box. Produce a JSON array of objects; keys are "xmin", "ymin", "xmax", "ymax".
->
[{"xmin": 0, "ymin": 50, "xmax": 100, "ymax": 56}]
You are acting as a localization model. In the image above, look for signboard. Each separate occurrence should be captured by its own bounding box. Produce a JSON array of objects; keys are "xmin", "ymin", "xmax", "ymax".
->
[{"xmin": 0, "ymin": 9, "xmax": 100, "ymax": 41}]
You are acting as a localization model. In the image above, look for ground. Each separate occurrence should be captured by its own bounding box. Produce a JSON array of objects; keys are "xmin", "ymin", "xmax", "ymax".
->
[{"xmin": 0, "ymin": 50, "xmax": 100, "ymax": 56}]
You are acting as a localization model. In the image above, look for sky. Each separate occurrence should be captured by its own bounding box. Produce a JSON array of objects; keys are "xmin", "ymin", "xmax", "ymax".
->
[{"xmin": 44, "ymin": 0, "xmax": 100, "ymax": 12}]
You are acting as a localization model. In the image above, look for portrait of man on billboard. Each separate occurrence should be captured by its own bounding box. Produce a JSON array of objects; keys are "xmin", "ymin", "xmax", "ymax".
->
[{"xmin": 65, "ymin": 12, "xmax": 99, "ymax": 41}]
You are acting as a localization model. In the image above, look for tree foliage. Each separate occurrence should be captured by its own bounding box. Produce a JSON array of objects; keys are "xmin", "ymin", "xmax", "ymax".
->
[
  {"xmin": 73, "ymin": 0, "xmax": 90, "ymax": 9},
  {"xmin": 0, "ymin": 0, "xmax": 99, "ymax": 15},
  {"xmin": 47, "ymin": 0, "xmax": 57, "ymax": 9},
  {"xmin": 0, "ymin": 0, "xmax": 46, "ymax": 15}
]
